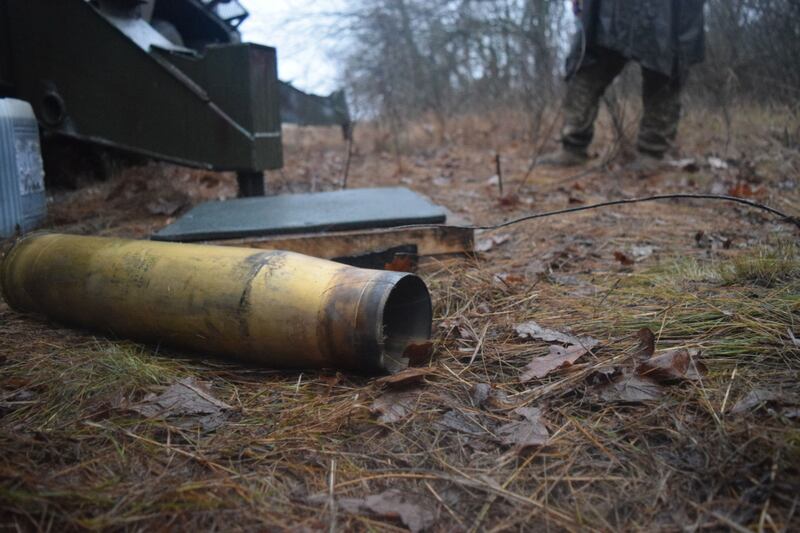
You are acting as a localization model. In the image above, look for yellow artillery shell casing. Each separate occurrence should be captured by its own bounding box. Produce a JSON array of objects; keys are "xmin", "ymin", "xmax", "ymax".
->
[{"xmin": 0, "ymin": 233, "xmax": 432, "ymax": 373}]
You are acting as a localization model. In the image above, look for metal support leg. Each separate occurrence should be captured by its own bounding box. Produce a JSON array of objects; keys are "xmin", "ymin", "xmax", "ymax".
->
[{"xmin": 237, "ymin": 171, "xmax": 265, "ymax": 197}]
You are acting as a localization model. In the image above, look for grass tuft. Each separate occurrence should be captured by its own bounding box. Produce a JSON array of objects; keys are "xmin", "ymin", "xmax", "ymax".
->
[{"xmin": 721, "ymin": 242, "xmax": 800, "ymax": 287}]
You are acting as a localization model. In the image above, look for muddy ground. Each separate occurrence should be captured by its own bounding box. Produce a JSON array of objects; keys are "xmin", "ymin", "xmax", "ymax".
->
[{"xmin": 1, "ymin": 106, "xmax": 799, "ymax": 531}]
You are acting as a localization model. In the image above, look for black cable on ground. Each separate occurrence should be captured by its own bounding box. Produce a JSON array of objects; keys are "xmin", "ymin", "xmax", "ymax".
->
[{"xmin": 396, "ymin": 194, "xmax": 800, "ymax": 232}]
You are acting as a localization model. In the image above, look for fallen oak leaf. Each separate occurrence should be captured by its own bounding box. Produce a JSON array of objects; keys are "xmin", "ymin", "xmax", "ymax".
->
[
  {"xmin": 637, "ymin": 348, "xmax": 707, "ymax": 382},
  {"xmin": 384, "ymin": 255, "xmax": 416, "ymax": 272},
  {"xmin": 375, "ymin": 367, "xmax": 433, "ymax": 388},
  {"xmin": 486, "ymin": 389, "xmax": 515, "ymax": 410},
  {"xmin": 306, "ymin": 489, "xmax": 435, "ymax": 533},
  {"xmin": 729, "ymin": 388, "xmax": 800, "ymax": 415},
  {"xmin": 494, "ymin": 272, "xmax": 526, "ymax": 286},
  {"xmin": 469, "ymin": 383, "xmax": 515, "ymax": 409},
  {"xmin": 435, "ymin": 409, "xmax": 486, "ymax": 436},
  {"xmin": 475, "ymin": 234, "xmax": 511, "ymax": 253},
  {"xmin": 498, "ymin": 194, "xmax": 519, "ymax": 207},
  {"xmin": 613, "ymin": 251, "xmax": 635, "ymax": 266},
  {"xmin": 599, "ymin": 374, "xmax": 662, "ymax": 403},
  {"xmin": 370, "ymin": 390, "xmax": 420, "ymax": 423},
  {"xmin": 729, "ymin": 389, "xmax": 779, "ymax": 414},
  {"xmin": 364, "ymin": 489, "xmax": 436, "ymax": 533},
  {"xmin": 633, "ymin": 327, "xmax": 656, "ymax": 361},
  {"xmin": 319, "ymin": 373, "xmax": 342, "ymax": 387},
  {"xmin": 515, "ymin": 320, "xmax": 599, "ymax": 349},
  {"xmin": 496, "ymin": 406, "xmax": 549, "ymax": 451},
  {"xmin": 520, "ymin": 343, "xmax": 592, "ymax": 382},
  {"xmin": 127, "ymin": 377, "xmax": 232, "ymax": 431},
  {"xmin": 470, "ymin": 383, "xmax": 492, "ymax": 407},
  {"xmin": 781, "ymin": 407, "xmax": 800, "ymax": 419},
  {"xmin": 728, "ymin": 182, "xmax": 759, "ymax": 198},
  {"xmin": 567, "ymin": 195, "xmax": 584, "ymax": 205},
  {"xmin": 146, "ymin": 197, "xmax": 187, "ymax": 217}
]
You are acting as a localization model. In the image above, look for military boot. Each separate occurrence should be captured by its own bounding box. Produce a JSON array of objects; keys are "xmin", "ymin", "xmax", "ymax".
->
[
  {"xmin": 626, "ymin": 151, "xmax": 665, "ymax": 176},
  {"xmin": 536, "ymin": 147, "xmax": 589, "ymax": 167}
]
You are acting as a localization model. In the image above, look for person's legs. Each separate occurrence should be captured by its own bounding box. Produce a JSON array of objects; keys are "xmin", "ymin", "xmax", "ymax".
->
[
  {"xmin": 561, "ymin": 50, "xmax": 627, "ymax": 153},
  {"xmin": 539, "ymin": 49, "xmax": 627, "ymax": 166},
  {"xmin": 637, "ymin": 67, "xmax": 685, "ymax": 158}
]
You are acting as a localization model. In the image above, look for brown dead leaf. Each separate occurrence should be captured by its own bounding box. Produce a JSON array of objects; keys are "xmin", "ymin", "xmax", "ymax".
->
[
  {"xmin": 384, "ymin": 255, "xmax": 415, "ymax": 272},
  {"xmin": 486, "ymin": 389, "xmax": 515, "ymax": 410},
  {"xmin": 467, "ymin": 384, "xmax": 513, "ymax": 410},
  {"xmin": 470, "ymin": 383, "xmax": 492, "ymax": 407},
  {"xmin": 515, "ymin": 320, "xmax": 599, "ymax": 349},
  {"xmin": 375, "ymin": 367, "xmax": 432, "ymax": 387},
  {"xmin": 498, "ymin": 194, "xmax": 519, "ymax": 207},
  {"xmin": 520, "ymin": 344, "xmax": 592, "ymax": 382},
  {"xmin": 200, "ymin": 174, "xmax": 221, "ymax": 188},
  {"xmin": 145, "ymin": 193, "xmax": 188, "ymax": 216},
  {"xmin": 319, "ymin": 374, "xmax": 341, "ymax": 387},
  {"xmin": 613, "ymin": 251, "xmax": 635, "ymax": 266},
  {"xmin": 599, "ymin": 375, "xmax": 662, "ymax": 403},
  {"xmin": 637, "ymin": 348, "xmax": 707, "ymax": 382},
  {"xmin": 728, "ymin": 182, "xmax": 759, "ymax": 198},
  {"xmin": 568, "ymin": 195, "xmax": 584, "ymax": 205},
  {"xmin": 730, "ymin": 389, "xmax": 779, "ymax": 414},
  {"xmin": 496, "ymin": 406, "xmax": 549, "ymax": 451},
  {"xmin": 364, "ymin": 491, "xmax": 434, "ymax": 532},
  {"xmin": 371, "ymin": 390, "xmax": 420, "ymax": 423},
  {"xmin": 494, "ymin": 272, "xmax": 526, "ymax": 286},
  {"xmin": 435, "ymin": 409, "xmax": 486, "ymax": 436},
  {"xmin": 694, "ymin": 230, "xmax": 733, "ymax": 250},
  {"xmin": 307, "ymin": 489, "xmax": 435, "ymax": 533},
  {"xmin": 634, "ymin": 327, "xmax": 656, "ymax": 361},
  {"xmin": 782, "ymin": 407, "xmax": 800, "ymax": 418},
  {"xmin": 475, "ymin": 234, "xmax": 511, "ymax": 253},
  {"xmin": 403, "ymin": 341, "xmax": 434, "ymax": 366},
  {"xmin": 730, "ymin": 388, "xmax": 799, "ymax": 415},
  {"xmin": 128, "ymin": 377, "xmax": 232, "ymax": 431},
  {"xmin": 364, "ymin": 489, "xmax": 436, "ymax": 533}
]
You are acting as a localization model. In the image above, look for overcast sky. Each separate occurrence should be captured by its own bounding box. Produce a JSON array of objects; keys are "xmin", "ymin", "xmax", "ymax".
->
[{"xmin": 239, "ymin": 0, "xmax": 344, "ymax": 95}]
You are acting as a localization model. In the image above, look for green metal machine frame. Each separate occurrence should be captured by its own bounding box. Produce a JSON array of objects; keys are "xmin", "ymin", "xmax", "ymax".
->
[
  {"xmin": 1, "ymin": 0, "xmax": 283, "ymax": 195},
  {"xmin": 0, "ymin": 0, "xmax": 352, "ymax": 196}
]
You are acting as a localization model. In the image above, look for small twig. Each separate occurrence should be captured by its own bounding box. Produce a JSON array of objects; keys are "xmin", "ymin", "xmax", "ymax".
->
[
  {"xmin": 495, "ymin": 153, "xmax": 504, "ymax": 197},
  {"xmin": 460, "ymin": 322, "xmax": 489, "ymax": 375},
  {"xmin": 328, "ymin": 458, "xmax": 337, "ymax": 533},
  {"xmin": 720, "ymin": 365, "xmax": 738, "ymax": 415},
  {"xmin": 341, "ymin": 123, "xmax": 356, "ymax": 190}
]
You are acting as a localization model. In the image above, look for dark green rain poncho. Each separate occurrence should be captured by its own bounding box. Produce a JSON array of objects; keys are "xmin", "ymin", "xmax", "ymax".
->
[{"xmin": 569, "ymin": 0, "xmax": 706, "ymax": 78}]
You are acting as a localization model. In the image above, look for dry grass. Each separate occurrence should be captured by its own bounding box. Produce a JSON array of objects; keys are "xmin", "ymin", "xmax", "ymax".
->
[{"xmin": 1, "ymin": 103, "xmax": 799, "ymax": 531}]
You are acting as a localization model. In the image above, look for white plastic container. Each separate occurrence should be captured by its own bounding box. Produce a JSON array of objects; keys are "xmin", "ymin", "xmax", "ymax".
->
[{"xmin": 0, "ymin": 98, "xmax": 46, "ymax": 238}]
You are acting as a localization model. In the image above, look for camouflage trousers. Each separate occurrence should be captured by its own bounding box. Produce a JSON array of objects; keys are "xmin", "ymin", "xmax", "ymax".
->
[{"xmin": 562, "ymin": 48, "xmax": 685, "ymax": 158}]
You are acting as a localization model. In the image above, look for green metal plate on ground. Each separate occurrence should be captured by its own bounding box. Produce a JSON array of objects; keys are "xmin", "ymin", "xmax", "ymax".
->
[{"xmin": 152, "ymin": 187, "xmax": 447, "ymax": 242}]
